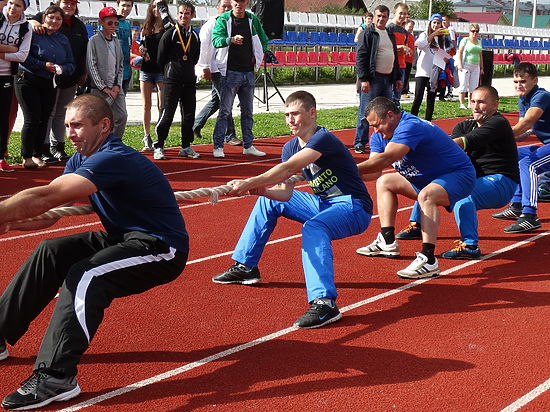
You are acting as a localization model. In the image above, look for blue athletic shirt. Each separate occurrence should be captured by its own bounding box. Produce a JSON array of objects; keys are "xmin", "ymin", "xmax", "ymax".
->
[
  {"xmin": 281, "ymin": 126, "xmax": 373, "ymax": 213},
  {"xmin": 519, "ymin": 85, "xmax": 550, "ymax": 144},
  {"xmin": 369, "ymin": 111, "xmax": 473, "ymax": 188},
  {"xmin": 64, "ymin": 134, "xmax": 189, "ymax": 252}
]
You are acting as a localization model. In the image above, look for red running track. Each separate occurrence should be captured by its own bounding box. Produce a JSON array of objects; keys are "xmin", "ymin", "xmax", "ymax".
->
[{"xmin": 1, "ymin": 114, "xmax": 549, "ymax": 411}]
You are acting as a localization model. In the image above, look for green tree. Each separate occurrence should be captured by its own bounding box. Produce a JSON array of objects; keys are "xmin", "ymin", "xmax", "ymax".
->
[{"xmin": 410, "ymin": 0, "xmax": 454, "ymax": 20}]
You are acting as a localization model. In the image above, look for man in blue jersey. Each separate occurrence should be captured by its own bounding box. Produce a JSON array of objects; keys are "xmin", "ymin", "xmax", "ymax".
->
[
  {"xmin": 212, "ymin": 90, "xmax": 373, "ymax": 329},
  {"xmin": 0, "ymin": 94, "xmax": 189, "ymax": 410},
  {"xmin": 492, "ymin": 62, "xmax": 550, "ymax": 232},
  {"xmin": 356, "ymin": 97, "xmax": 475, "ymax": 279}
]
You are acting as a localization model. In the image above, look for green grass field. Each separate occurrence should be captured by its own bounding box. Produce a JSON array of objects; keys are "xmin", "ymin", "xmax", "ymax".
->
[{"xmin": 6, "ymin": 96, "xmax": 519, "ymax": 164}]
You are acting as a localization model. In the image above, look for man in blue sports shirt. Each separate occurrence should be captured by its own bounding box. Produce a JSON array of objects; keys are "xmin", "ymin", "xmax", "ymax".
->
[
  {"xmin": 0, "ymin": 94, "xmax": 188, "ymax": 410},
  {"xmin": 492, "ymin": 62, "xmax": 550, "ymax": 232},
  {"xmin": 211, "ymin": 90, "xmax": 373, "ymax": 329},
  {"xmin": 356, "ymin": 97, "xmax": 475, "ymax": 279}
]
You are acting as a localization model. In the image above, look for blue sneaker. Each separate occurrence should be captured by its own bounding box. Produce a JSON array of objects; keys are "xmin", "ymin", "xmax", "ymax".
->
[{"xmin": 441, "ymin": 241, "xmax": 481, "ymax": 260}]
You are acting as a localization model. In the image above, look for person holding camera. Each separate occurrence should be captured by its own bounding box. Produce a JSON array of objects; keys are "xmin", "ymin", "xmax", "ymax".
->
[
  {"xmin": 211, "ymin": 0, "xmax": 270, "ymax": 158},
  {"xmin": 154, "ymin": 0, "xmax": 200, "ymax": 160}
]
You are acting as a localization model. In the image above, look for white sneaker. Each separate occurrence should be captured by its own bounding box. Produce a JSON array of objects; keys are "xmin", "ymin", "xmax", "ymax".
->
[
  {"xmin": 356, "ymin": 233, "xmax": 400, "ymax": 257},
  {"xmin": 213, "ymin": 148, "xmax": 225, "ymax": 158},
  {"xmin": 459, "ymin": 104, "xmax": 468, "ymax": 110},
  {"xmin": 397, "ymin": 252, "xmax": 440, "ymax": 279},
  {"xmin": 243, "ymin": 146, "xmax": 266, "ymax": 157},
  {"xmin": 153, "ymin": 147, "xmax": 165, "ymax": 160}
]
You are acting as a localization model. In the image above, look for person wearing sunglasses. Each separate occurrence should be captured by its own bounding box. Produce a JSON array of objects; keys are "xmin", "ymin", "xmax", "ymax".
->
[
  {"xmin": 86, "ymin": 6, "xmax": 127, "ymax": 139},
  {"xmin": 456, "ymin": 23, "xmax": 483, "ymax": 110}
]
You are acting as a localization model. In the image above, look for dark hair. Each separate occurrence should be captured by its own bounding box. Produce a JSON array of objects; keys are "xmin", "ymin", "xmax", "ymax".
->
[
  {"xmin": 285, "ymin": 90, "xmax": 317, "ymax": 110},
  {"xmin": 364, "ymin": 12, "xmax": 373, "ymax": 18},
  {"xmin": 427, "ymin": 17, "xmax": 444, "ymax": 49},
  {"xmin": 514, "ymin": 62, "xmax": 538, "ymax": 78},
  {"xmin": 66, "ymin": 94, "xmax": 114, "ymax": 131},
  {"xmin": 142, "ymin": 0, "xmax": 164, "ymax": 36},
  {"xmin": 365, "ymin": 97, "xmax": 400, "ymax": 118},
  {"xmin": 474, "ymin": 85, "xmax": 499, "ymax": 101},
  {"xmin": 374, "ymin": 5, "xmax": 390, "ymax": 16},
  {"xmin": 178, "ymin": 0, "xmax": 195, "ymax": 15},
  {"xmin": 43, "ymin": 4, "xmax": 65, "ymax": 20},
  {"xmin": 116, "ymin": 0, "xmax": 134, "ymax": 5},
  {"xmin": 55, "ymin": 0, "xmax": 79, "ymax": 17}
]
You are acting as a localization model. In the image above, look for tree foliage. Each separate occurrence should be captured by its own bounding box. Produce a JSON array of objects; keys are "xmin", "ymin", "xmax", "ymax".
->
[{"xmin": 409, "ymin": 0, "xmax": 455, "ymax": 20}]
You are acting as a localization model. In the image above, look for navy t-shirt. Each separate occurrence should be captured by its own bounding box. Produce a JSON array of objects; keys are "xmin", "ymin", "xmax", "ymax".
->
[
  {"xmin": 519, "ymin": 85, "xmax": 550, "ymax": 144},
  {"xmin": 281, "ymin": 127, "xmax": 372, "ymax": 213},
  {"xmin": 370, "ymin": 111, "xmax": 474, "ymax": 188},
  {"xmin": 64, "ymin": 134, "xmax": 189, "ymax": 252}
]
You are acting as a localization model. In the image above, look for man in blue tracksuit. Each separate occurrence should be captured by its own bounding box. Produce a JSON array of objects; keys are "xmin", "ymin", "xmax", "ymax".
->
[
  {"xmin": 212, "ymin": 91, "xmax": 372, "ymax": 329},
  {"xmin": 492, "ymin": 63, "xmax": 550, "ymax": 233}
]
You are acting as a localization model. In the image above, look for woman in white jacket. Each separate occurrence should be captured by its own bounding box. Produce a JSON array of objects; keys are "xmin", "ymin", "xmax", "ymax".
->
[{"xmin": 410, "ymin": 13, "xmax": 446, "ymax": 121}]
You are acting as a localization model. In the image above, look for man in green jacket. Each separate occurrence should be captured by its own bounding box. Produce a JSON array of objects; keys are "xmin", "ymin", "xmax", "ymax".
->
[{"xmin": 210, "ymin": 0, "xmax": 269, "ymax": 158}]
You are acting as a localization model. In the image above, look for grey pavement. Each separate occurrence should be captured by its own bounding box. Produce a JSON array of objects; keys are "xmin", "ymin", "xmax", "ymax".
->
[{"xmin": 13, "ymin": 76, "xmax": 550, "ymax": 132}]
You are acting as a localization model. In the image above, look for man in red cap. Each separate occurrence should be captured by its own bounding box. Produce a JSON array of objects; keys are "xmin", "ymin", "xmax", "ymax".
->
[{"xmin": 86, "ymin": 6, "xmax": 128, "ymax": 139}]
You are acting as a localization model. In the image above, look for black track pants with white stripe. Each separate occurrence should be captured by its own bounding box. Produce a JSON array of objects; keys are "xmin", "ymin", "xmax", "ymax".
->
[{"xmin": 0, "ymin": 230, "xmax": 187, "ymax": 376}]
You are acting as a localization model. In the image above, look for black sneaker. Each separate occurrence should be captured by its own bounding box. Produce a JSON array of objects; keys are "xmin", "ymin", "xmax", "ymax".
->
[
  {"xmin": 1, "ymin": 371, "xmax": 80, "ymax": 410},
  {"xmin": 504, "ymin": 214, "xmax": 541, "ymax": 233},
  {"xmin": 212, "ymin": 264, "xmax": 261, "ymax": 285},
  {"xmin": 51, "ymin": 143, "xmax": 70, "ymax": 162},
  {"xmin": 538, "ymin": 186, "xmax": 550, "ymax": 202},
  {"xmin": 395, "ymin": 222, "xmax": 422, "ymax": 240},
  {"xmin": 354, "ymin": 144, "xmax": 368, "ymax": 154},
  {"xmin": 0, "ymin": 337, "xmax": 8, "ymax": 361},
  {"xmin": 492, "ymin": 204, "xmax": 522, "ymax": 220},
  {"xmin": 41, "ymin": 145, "xmax": 57, "ymax": 164},
  {"xmin": 294, "ymin": 298, "xmax": 342, "ymax": 329}
]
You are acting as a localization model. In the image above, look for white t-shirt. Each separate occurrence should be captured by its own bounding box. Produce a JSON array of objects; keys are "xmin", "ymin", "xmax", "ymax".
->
[{"xmin": 375, "ymin": 28, "xmax": 394, "ymax": 75}]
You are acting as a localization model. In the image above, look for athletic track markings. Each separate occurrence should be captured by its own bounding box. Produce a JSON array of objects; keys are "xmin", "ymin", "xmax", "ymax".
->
[{"xmin": 57, "ymin": 231, "xmax": 549, "ymax": 412}]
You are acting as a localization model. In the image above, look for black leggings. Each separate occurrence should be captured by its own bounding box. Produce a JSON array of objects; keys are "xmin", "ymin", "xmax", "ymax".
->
[
  {"xmin": 410, "ymin": 76, "xmax": 436, "ymax": 121},
  {"xmin": 14, "ymin": 70, "xmax": 57, "ymax": 158},
  {"xmin": 0, "ymin": 75, "xmax": 15, "ymax": 159}
]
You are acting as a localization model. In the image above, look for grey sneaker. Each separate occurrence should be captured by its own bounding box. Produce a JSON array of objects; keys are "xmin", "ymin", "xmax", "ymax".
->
[
  {"xmin": 142, "ymin": 135, "xmax": 154, "ymax": 151},
  {"xmin": 1, "ymin": 371, "xmax": 81, "ymax": 410},
  {"xmin": 242, "ymin": 146, "xmax": 266, "ymax": 157},
  {"xmin": 212, "ymin": 263, "xmax": 261, "ymax": 285},
  {"xmin": 503, "ymin": 214, "xmax": 541, "ymax": 233},
  {"xmin": 0, "ymin": 337, "xmax": 8, "ymax": 361},
  {"xmin": 492, "ymin": 204, "xmax": 522, "ymax": 220},
  {"xmin": 178, "ymin": 147, "xmax": 201, "ymax": 159}
]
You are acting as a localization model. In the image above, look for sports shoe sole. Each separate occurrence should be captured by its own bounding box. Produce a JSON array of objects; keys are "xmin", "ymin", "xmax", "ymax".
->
[
  {"xmin": 356, "ymin": 247, "xmax": 400, "ymax": 257},
  {"xmin": 294, "ymin": 312, "xmax": 342, "ymax": 329},
  {"xmin": 440, "ymin": 253, "xmax": 480, "ymax": 260},
  {"xmin": 4, "ymin": 385, "xmax": 81, "ymax": 410},
  {"xmin": 211, "ymin": 276, "xmax": 262, "ymax": 285},
  {"xmin": 0, "ymin": 348, "xmax": 8, "ymax": 361},
  {"xmin": 397, "ymin": 268, "xmax": 439, "ymax": 279},
  {"xmin": 503, "ymin": 223, "xmax": 541, "ymax": 233}
]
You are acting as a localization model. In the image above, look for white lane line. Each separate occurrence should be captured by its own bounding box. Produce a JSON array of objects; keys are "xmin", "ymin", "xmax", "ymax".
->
[
  {"xmin": 58, "ymin": 230, "xmax": 549, "ymax": 411},
  {"xmin": 500, "ymin": 377, "xmax": 550, "ymax": 412}
]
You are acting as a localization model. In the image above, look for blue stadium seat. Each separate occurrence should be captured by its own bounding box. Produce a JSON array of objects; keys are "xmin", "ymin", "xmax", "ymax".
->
[
  {"xmin": 85, "ymin": 24, "xmax": 94, "ymax": 38},
  {"xmin": 296, "ymin": 31, "xmax": 308, "ymax": 45},
  {"xmin": 337, "ymin": 32, "xmax": 348, "ymax": 46},
  {"xmin": 346, "ymin": 32, "xmax": 356, "ymax": 46},
  {"xmin": 495, "ymin": 39, "xmax": 504, "ymax": 49},
  {"xmin": 544, "ymin": 41, "xmax": 550, "ymax": 50},
  {"xmin": 286, "ymin": 31, "xmax": 298, "ymax": 45},
  {"xmin": 482, "ymin": 38, "xmax": 491, "ymax": 48},
  {"xmin": 318, "ymin": 31, "xmax": 331, "ymax": 45},
  {"xmin": 309, "ymin": 31, "xmax": 320, "ymax": 45},
  {"xmin": 327, "ymin": 32, "xmax": 338, "ymax": 45}
]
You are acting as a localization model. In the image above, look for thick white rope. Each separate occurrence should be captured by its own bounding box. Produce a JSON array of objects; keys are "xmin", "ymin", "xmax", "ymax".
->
[{"xmin": 20, "ymin": 174, "xmax": 305, "ymax": 223}]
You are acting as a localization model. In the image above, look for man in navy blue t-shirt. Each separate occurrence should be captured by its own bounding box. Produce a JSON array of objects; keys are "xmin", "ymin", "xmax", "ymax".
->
[
  {"xmin": 492, "ymin": 62, "xmax": 550, "ymax": 232},
  {"xmin": 356, "ymin": 97, "xmax": 475, "ymax": 280},
  {"xmin": 212, "ymin": 90, "xmax": 373, "ymax": 329},
  {"xmin": 0, "ymin": 95, "xmax": 188, "ymax": 410}
]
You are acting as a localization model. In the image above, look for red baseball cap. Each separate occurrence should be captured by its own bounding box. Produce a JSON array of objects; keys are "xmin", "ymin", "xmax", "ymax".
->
[{"xmin": 99, "ymin": 6, "xmax": 122, "ymax": 20}]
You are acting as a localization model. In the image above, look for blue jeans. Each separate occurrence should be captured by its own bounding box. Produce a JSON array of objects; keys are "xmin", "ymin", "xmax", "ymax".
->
[
  {"xmin": 193, "ymin": 72, "xmax": 236, "ymax": 142},
  {"xmin": 392, "ymin": 67, "xmax": 405, "ymax": 107},
  {"xmin": 213, "ymin": 70, "xmax": 255, "ymax": 149},
  {"xmin": 232, "ymin": 191, "xmax": 371, "ymax": 302},
  {"xmin": 355, "ymin": 72, "xmax": 393, "ymax": 147},
  {"xmin": 511, "ymin": 144, "xmax": 550, "ymax": 214},
  {"xmin": 409, "ymin": 174, "xmax": 517, "ymax": 245}
]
